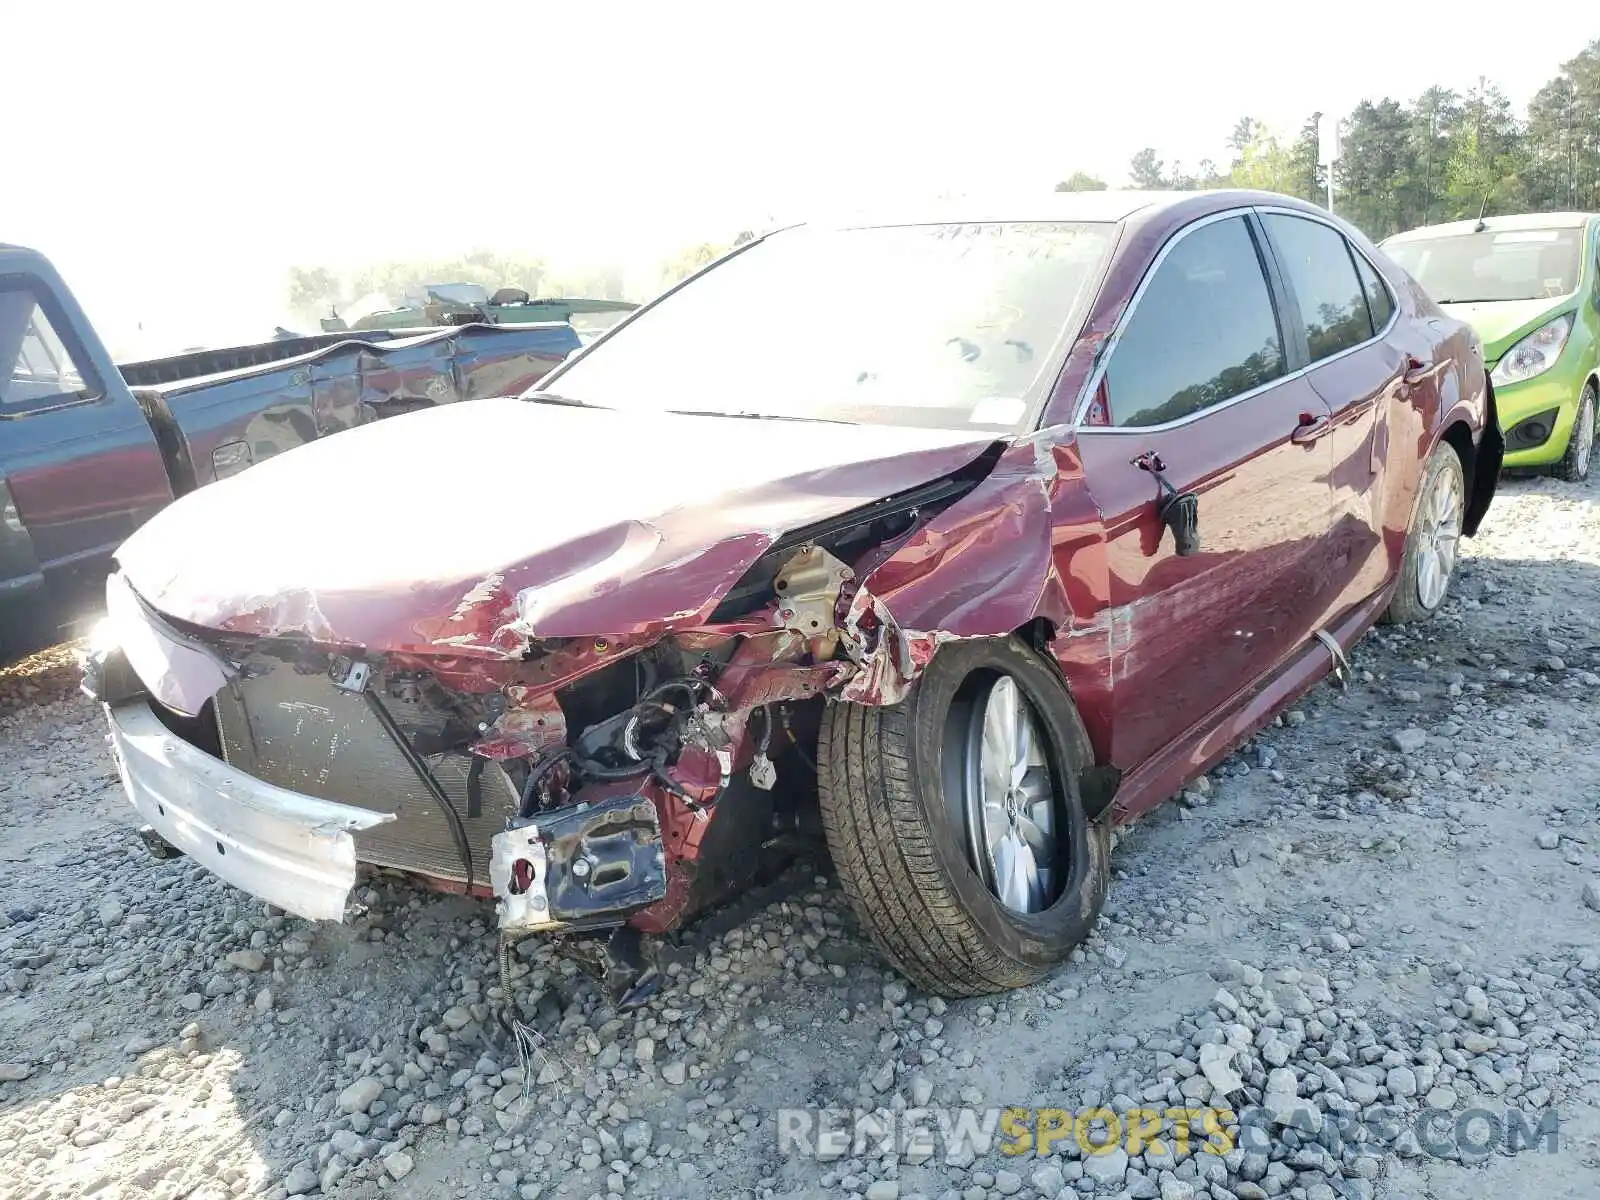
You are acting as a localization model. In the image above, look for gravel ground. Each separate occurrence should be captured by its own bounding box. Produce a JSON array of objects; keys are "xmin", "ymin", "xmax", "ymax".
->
[{"xmin": 2, "ymin": 475, "xmax": 1599, "ymax": 1200}]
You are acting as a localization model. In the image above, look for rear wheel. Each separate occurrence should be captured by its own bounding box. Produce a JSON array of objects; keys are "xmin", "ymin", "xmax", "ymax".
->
[
  {"xmin": 1553, "ymin": 382, "xmax": 1596, "ymax": 483},
  {"xmin": 1383, "ymin": 441, "xmax": 1465, "ymax": 625},
  {"xmin": 817, "ymin": 637, "xmax": 1110, "ymax": 996}
]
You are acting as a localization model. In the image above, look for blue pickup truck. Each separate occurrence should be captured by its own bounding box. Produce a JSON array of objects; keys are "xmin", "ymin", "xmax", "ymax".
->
[{"xmin": 0, "ymin": 244, "xmax": 582, "ymax": 660}]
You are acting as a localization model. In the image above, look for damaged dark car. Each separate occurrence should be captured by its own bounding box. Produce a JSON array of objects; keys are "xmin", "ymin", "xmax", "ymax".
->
[{"xmin": 86, "ymin": 191, "xmax": 1501, "ymax": 998}]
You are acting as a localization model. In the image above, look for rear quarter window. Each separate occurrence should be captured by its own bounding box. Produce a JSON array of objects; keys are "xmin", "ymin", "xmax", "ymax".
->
[
  {"xmin": 1354, "ymin": 254, "xmax": 1395, "ymax": 331},
  {"xmin": 0, "ymin": 286, "xmax": 97, "ymax": 408}
]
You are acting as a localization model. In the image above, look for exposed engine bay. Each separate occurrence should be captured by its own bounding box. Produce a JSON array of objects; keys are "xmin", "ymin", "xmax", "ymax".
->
[{"xmin": 87, "ymin": 448, "xmax": 1011, "ymax": 1000}]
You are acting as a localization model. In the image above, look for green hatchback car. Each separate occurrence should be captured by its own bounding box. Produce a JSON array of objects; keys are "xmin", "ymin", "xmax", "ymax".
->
[{"xmin": 1382, "ymin": 212, "xmax": 1600, "ymax": 481}]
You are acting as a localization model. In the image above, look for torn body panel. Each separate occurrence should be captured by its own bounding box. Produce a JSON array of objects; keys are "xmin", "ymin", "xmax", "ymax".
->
[{"xmin": 832, "ymin": 437, "xmax": 1095, "ymax": 709}]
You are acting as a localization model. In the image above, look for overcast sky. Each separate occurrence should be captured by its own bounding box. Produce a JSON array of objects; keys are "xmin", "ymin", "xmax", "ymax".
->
[{"xmin": 9, "ymin": 1, "xmax": 1589, "ymax": 358}]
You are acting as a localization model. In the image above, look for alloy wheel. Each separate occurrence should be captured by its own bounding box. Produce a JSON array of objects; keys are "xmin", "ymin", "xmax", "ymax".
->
[
  {"xmin": 1574, "ymin": 389, "xmax": 1595, "ymax": 480},
  {"xmin": 1416, "ymin": 458, "xmax": 1464, "ymax": 610},
  {"xmin": 960, "ymin": 675, "xmax": 1060, "ymax": 913}
]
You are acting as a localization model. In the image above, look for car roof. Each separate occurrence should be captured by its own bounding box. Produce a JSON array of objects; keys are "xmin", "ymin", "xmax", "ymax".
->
[
  {"xmin": 1384, "ymin": 212, "xmax": 1598, "ymax": 243},
  {"xmin": 802, "ymin": 189, "xmax": 1265, "ymax": 230}
]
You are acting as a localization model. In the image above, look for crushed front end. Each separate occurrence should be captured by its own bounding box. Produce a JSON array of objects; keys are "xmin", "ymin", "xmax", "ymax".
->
[
  {"xmin": 85, "ymin": 597, "xmax": 815, "ymax": 940},
  {"xmin": 81, "ymin": 423, "xmax": 1023, "ymax": 1003},
  {"xmin": 83, "ymin": 529, "xmax": 922, "ymax": 950}
]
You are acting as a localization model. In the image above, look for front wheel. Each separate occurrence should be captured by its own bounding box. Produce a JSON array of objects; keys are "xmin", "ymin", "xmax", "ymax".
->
[
  {"xmin": 1383, "ymin": 441, "xmax": 1465, "ymax": 625},
  {"xmin": 817, "ymin": 637, "xmax": 1110, "ymax": 996},
  {"xmin": 1553, "ymin": 382, "xmax": 1596, "ymax": 483}
]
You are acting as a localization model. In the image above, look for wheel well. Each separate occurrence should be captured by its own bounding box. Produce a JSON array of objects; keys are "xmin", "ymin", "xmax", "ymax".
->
[
  {"xmin": 1443, "ymin": 419, "xmax": 1476, "ymax": 500},
  {"xmin": 1012, "ymin": 617, "xmax": 1057, "ymax": 655}
]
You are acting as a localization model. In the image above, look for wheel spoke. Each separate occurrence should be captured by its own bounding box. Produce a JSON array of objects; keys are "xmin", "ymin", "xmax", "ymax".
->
[
  {"xmin": 980, "ymin": 695, "xmax": 1013, "ymax": 806},
  {"xmin": 1417, "ymin": 549, "xmax": 1437, "ymax": 606},
  {"xmin": 1435, "ymin": 488, "xmax": 1457, "ymax": 529},
  {"xmin": 1011, "ymin": 708, "xmax": 1032, "ymax": 790},
  {"xmin": 979, "ymin": 795, "xmax": 1010, "ymax": 853},
  {"xmin": 983, "ymin": 677, "xmax": 1028, "ymax": 788},
  {"xmin": 1014, "ymin": 792, "xmax": 1055, "ymax": 859},
  {"xmin": 991, "ymin": 829, "xmax": 1042, "ymax": 912},
  {"xmin": 1437, "ymin": 531, "xmax": 1459, "ymax": 574}
]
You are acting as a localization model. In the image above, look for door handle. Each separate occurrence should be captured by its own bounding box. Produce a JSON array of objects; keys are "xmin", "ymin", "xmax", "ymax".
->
[
  {"xmin": 1402, "ymin": 356, "xmax": 1450, "ymax": 387},
  {"xmin": 1291, "ymin": 413, "xmax": 1332, "ymax": 444}
]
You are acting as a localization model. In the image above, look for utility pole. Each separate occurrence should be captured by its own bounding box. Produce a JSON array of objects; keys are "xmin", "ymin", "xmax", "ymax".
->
[
  {"xmin": 1318, "ymin": 113, "xmax": 1341, "ymax": 215},
  {"xmin": 1424, "ymin": 93, "xmax": 1436, "ymax": 225},
  {"xmin": 1326, "ymin": 123, "xmax": 1337, "ymax": 215},
  {"xmin": 1311, "ymin": 111, "xmax": 1323, "ymax": 202}
]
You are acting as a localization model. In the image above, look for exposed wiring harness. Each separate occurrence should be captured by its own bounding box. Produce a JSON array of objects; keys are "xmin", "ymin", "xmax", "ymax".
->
[{"xmin": 517, "ymin": 676, "xmax": 730, "ymax": 819}]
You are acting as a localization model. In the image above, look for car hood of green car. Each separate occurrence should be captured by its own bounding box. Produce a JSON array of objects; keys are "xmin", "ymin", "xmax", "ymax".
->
[{"xmin": 1438, "ymin": 297, "xmax": 1576, "ymax": 363}]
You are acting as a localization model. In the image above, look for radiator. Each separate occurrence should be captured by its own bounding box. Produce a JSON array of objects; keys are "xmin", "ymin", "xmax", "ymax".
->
[{"xmin": 213, "ymin": 667, "xmax": 518, "ymax": 884}]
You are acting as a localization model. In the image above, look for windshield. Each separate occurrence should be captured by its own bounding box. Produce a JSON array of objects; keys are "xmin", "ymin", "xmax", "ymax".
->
[
  {"xmin": 534, "ymin": 221, "xmax": 1118, "ymax": 431},
  {"xmin": 1386, "ymin": 228, "xmax": 1583, "ymax": 303}
]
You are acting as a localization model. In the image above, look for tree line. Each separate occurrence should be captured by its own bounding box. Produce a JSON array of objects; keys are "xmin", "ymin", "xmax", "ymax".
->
[
  {"xmin": 286, "ymin": 250, "xmax": 629, "ymax": 323},
  {"xmin": 284, "ymin": 234, "xmax": 767, "ymax": 322},
  {"xmin": 1057, "ymin": 38, "xmax": 1600, "ymax": 241}
]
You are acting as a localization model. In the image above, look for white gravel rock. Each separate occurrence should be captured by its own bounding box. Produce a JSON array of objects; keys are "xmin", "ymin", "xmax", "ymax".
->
[
  {"xmin": 1082, "ymin": 1147, "xmax": 1129, "ymax": 1186},
  {"xmin": 337, "ymin": 1077, "xmax": 383, "ymax": 1115},
  {"xmin": 1390, "ymin": 728, "xmax": 1426, "ymax": 754},
  {"xmin": 1198, "ymin": 1042, "xmax": 1243, "ymax": 1094}
]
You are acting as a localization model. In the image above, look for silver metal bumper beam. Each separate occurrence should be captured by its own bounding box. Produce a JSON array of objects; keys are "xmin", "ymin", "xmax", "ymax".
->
[{"xmin": 105, "ymin": 701, "xmax": 396, "ymax": 922}]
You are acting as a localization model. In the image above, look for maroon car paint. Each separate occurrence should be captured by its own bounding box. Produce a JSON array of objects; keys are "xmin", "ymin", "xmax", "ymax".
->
[{"xmin": 109, "ymin": 190, "xmax": 1499, "ymax": 926}]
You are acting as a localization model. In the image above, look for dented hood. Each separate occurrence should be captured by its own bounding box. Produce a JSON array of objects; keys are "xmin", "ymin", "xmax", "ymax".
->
[{"xmin": 116, "ymin": 396, "xmax": 998, "ymax": 655}]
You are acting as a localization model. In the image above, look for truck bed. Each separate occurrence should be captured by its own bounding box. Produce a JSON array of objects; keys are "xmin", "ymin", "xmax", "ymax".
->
[
  {"xmin": 119, "ymin": 329, "xmax": 415, "ymax": 387},
  {"xmin": 124, "ymin": 322, "xmax": 578, "ymax": 494}
]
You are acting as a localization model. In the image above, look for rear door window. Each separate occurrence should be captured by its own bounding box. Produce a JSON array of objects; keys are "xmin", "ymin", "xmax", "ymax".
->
[
  {"xmin": 1263, "ymin": 214, "xmax": 1374, "ymax": 362},
  {"xmin": 1102, "ymin": 215, "xmax": 1285, "ymax": 428},
  {"xmin": 1, "ymin": 288, "xmax": 96, "ymax": 408}
]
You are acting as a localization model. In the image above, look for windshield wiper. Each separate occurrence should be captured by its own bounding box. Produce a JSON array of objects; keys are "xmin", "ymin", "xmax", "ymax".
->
[
  {"xmin": 521, "ymin": 391, "xmax": 611, "ymax": 410},
  {"xmin": 666, "ymin": 409, "xmax": 854, "ymax": 425}
]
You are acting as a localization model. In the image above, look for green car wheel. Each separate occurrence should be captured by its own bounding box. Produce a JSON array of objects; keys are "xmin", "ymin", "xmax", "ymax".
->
[{"xmin": 1554, "ymin": 381, "xmax": 1596, "ymax": 483}]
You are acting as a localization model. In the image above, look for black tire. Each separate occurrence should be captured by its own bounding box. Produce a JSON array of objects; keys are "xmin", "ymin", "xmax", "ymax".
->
[
  {"xmin": 1552, "ymin": 381, "xmax": 1596, "ymax": 483},
  {"xmin": 817, "ymin": 637, "xmax": 1110, "ymax": 996},
  {"xmin": 1383, "ymin": 441, "xmax": 1465, "ymax": 625}
]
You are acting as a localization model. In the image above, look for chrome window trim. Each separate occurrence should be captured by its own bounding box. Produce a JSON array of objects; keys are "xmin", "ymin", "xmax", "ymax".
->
[{"xmin": 1073, "ymin": 205, "xmax": 1400, "ymax": 434}]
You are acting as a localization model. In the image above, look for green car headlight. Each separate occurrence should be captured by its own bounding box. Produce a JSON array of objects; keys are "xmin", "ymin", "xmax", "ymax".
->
[{"xmin": 1491, "ymin": 312, "xmax": 1574, "ymax": 385}]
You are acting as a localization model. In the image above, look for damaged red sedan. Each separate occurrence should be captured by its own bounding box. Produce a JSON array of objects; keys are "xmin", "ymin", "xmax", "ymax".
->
[{"xmin": 85, "ymin": 190, "xmax": 1501, "ymax": 999}]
